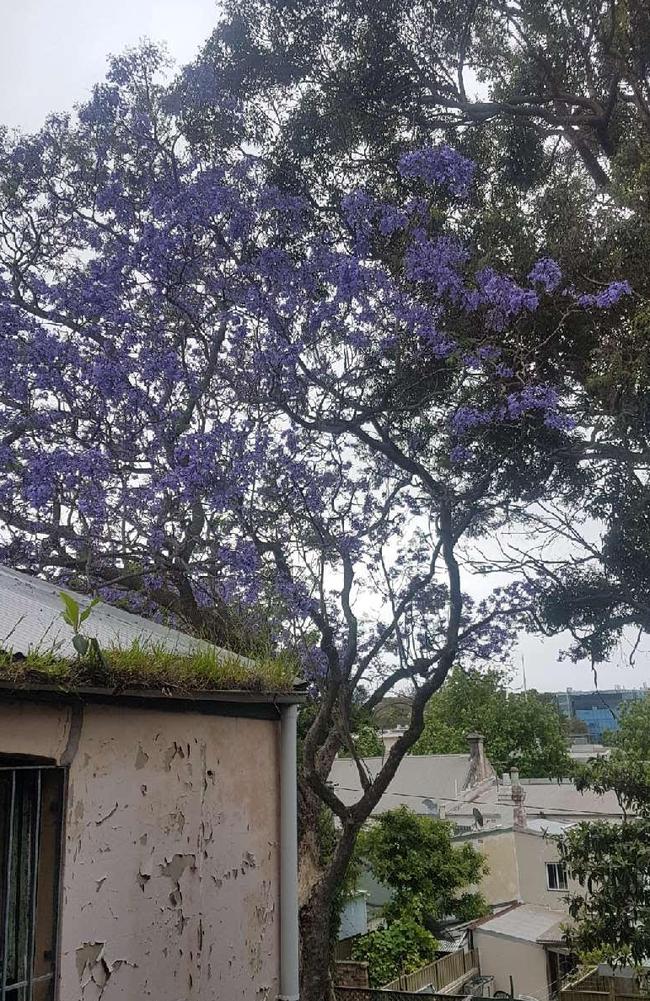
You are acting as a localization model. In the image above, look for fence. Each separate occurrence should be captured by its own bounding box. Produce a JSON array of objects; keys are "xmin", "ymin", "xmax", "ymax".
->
[
  {"xmin": 561, "ymin": 968, "xmax": 650, "ymax": 1001},
  {"xmin": 335, "ymin": 989, "xmax": 474, "ymax": 1001},
  {"xmin": 382, "ymin": 948, "xmax": 479, "ymax": 993}
]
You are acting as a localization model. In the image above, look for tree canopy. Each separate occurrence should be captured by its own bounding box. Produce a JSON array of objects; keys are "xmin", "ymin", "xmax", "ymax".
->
[
  {"xmin": 191, "ymin": 0, "xmax": 650, "ymax": 669},
  {"xmin": 411, "ymin": 666, "xmax": 572, "ymax": 777},
  {"xmin": 559, "ymin": 757, "xmax": 650, "ymax": 966},
  {"xmin": 603, "ymin": 693, "xmax": 650, "ymax": 760},
  {"xmin": 357, "ymin": 806, "xmax": 488, "ymax": 927},
  {"xmin": 0, "ymin": 26, "xmax": 636, "ymax": 1001}
]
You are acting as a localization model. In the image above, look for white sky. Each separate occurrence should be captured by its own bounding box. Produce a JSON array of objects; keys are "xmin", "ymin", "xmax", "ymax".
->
[
  {"xmin": 2, "ymin": 0, "xmax": 648, "ymax": 692},
  {"xmin": 0, "ymin": 0, "xmax": 220, "ymax": 132}
]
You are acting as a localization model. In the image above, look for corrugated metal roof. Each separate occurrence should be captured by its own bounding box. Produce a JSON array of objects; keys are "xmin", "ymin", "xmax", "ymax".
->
[
  {"xmin": 463, "ymin": 778, "xmax": 624, "ymax": 820},
  {"xmin": 474, "ymin": 904, "xmax": 568, "ymax": 944},
  {"xmin": 0, "ymin": 564, "xmax": 246, "ymax": 663}
]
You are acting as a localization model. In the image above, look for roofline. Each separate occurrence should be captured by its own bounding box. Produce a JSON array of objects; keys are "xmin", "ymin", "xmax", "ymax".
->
[
  {"xmin": 0, "ymin": 680, "xmax": 306, "ymax": 721},
  {"xmin": 454, "ymin": 825, "xmax": 514, "ymax": 841},
  {"xmin": 334, "ymin": 753, "xmax": 471, "ymax": 762},
  {"xmin": 469, "ymin": 902, "xmax": 521, "ymax": 931},
  {"xmin": 474, "ymin": 926, "xmax": 567, "ymax": 947}
]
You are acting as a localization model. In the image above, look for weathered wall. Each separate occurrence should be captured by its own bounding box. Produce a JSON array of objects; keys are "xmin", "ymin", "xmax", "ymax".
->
[
  {"xmin": 0, "ymin": 699, "xmax": 281, "ymax": 1001},
  {"xmin": 473, "ymin": 929, "xmax": 549, "ymax": 997},
  {"xmin": 514, "ymin": 830, "xmax": 577, "ymax": 907},
  {"xmin": 456, "ymin": 829, "xmax": 521, "ymax": 907}
]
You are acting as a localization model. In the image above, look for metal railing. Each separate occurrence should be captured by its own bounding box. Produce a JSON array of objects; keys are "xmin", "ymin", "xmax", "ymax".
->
[{"xmin": 0, "ymin": 764, "xmax": 63, "ymax": 1001}]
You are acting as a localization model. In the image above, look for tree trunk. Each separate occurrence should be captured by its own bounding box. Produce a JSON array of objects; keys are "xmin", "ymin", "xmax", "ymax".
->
[{"xmin": 300, "ymin": 880, "xmax": 337, "ymax": 1001}]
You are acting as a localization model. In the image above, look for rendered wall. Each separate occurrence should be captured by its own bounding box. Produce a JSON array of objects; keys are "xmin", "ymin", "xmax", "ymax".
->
[
  {"xmin": 473, "ymin": 929, "xmax": 549, "ymax": 998},
  {"xmin": 0, "ymin": 699, "xmax": 282, "ymax": 1001}
]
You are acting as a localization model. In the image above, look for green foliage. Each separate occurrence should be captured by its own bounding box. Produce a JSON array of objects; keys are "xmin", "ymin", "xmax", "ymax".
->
[
  {"xmin": 605, "ymin": 695, "xmax": 650, "ymax": 762},
  {"xmin": 59, "ymin": 592, "xmax": 105, "ymax": 666},
  {"xmin": 59, "ymin": 591, "xmax": 100, "ymax": 633},
  {"xmin": 339, "ymin": 723, "xmax": 385, "ymax": 758},
  {"xmin": 357, "ymin": 807, "xmax": 488, "ymax": 929},
  {"xmin": 411, "ymin": 666, "xmax": 571, "ymax": 778},
  {"xmin": 559, "ymin": 757, "xmax": 650, "ymax": 966},
  {"xmin": 350, "ymin": 918, "xmax": 439, "ymax": 988}
]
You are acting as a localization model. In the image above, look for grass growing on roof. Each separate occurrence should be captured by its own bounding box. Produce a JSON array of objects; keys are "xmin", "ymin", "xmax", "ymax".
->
[{"xmin": 0, "ymin": 638, "xmax": 297, "ymax": 695}]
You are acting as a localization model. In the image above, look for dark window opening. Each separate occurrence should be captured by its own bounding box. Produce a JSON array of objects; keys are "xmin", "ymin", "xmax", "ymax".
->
[
  {"xmin": 546, "ymin": 861, "xmax": 568, "ymax": 891},
  {"xmin": 0, "ymin": 765, "xmax": 64, "ymax": 1000}
]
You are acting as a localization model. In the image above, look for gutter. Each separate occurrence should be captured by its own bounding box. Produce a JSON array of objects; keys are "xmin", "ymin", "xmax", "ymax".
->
[{"xmin": 279, "ymin": 703, "xmax": 300, "ymax": 1001}]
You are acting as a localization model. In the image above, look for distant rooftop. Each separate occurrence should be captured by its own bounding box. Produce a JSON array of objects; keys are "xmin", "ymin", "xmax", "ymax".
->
[
  {"xmin": 330, "ymin": 753, "xmax": 490, "ymax": 814},
  {"xmin": 473, "ymin": 903, "xmax": 569, "ymax": 945}
]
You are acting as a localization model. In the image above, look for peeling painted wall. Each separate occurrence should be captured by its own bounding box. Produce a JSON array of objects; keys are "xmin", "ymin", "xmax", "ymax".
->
[{"xmin": 0, "ymin": 700, "xmax": 281, "ymax": 1000}]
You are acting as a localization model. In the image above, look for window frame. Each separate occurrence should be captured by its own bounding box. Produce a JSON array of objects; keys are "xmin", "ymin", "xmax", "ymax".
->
[
  {"xmin": 0, "ymin": 762, "xmax": 65, "ymax": 1001},
  {"xmin": 545, "ymin": 860, "xmax": 568, "ymax": 892}
]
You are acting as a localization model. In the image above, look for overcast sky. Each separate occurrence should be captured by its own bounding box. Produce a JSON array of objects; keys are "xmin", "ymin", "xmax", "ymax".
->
[
  {"xmin": 0, "ymin": 0, "xmax": 220, "ymax": 132},
  {"xmin": 2, "ymin": 0, "xmax": 648, "ymax": 693}
]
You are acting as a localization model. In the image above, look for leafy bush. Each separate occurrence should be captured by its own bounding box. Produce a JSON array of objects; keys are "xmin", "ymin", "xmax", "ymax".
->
[{"xmin": 351, "ymin": 918, "xmax": 438, "ymax": 987}]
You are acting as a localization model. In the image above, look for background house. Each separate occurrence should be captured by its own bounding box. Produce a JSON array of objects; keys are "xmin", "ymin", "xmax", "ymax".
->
[
  {"xmin": 333, "ymin": 737, "xmax": 626, "ymax": 998},
  {"xmin": 471, "ymin": 903, "xmax": 571, "ymax": 999},
  {"xmin": 0, "ymin": 566, "xmax": 302, "ymax": 1001}
]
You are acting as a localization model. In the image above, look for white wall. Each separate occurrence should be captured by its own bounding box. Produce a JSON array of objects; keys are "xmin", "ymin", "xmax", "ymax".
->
[{"xmin": 474, "ymin": 929, "xmax": 550, "ymax": 998}]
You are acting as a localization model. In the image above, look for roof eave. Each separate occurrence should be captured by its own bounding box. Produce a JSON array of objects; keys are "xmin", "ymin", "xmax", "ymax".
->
[{"xmin": 0, "ymin": 679, "xmax": 306, "ymax": 721}]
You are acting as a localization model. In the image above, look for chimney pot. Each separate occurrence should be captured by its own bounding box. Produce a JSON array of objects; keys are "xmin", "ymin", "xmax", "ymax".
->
[{"xmin": 510, "ymin": 773, "xmax": 527, "ymax": 830}]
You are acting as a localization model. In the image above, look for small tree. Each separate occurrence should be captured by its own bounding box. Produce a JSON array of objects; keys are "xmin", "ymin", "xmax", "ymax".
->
[
  {"xmin": 352, "ymin": 807, "xmax": 487, "ymax": 986},
  {"xmin": 412, "ymin": 666, "xmax": 572, "ymax": 778},
  {"xmin": 605, "ymin": 695, "xmax": 650, "ymax": 761},
  {"xmin": 351, "ymin": 918, "xmax": 439, "ymax": 988},
  {"xmin": 559, "ymin": 757, "xmax": 650, "ymax": 966},
  {"xmin": 358, "ymin": 806, "xmax": 488, "ymax": 928}
]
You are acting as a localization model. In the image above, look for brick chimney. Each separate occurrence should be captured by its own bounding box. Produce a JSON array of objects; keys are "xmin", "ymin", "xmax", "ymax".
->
[
  {"xmin": 464, "ymin": 733, "xmax": 495, "ymax": 789},
  {"xmin": 510, "ymin": 770, "xmax": 527, "ymax": 830}
]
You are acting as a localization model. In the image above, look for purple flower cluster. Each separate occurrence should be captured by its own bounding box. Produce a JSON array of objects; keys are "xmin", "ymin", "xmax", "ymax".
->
[
  {"xmin": 528, "ymin": 258, "xmax": 563, "ymax": 292},
  {"xmin": 398, "ymin": 145, "xmax": 476, "ymax": 198},
  {"xmin": 576, "ymin": 280, "xmax": 632, "ymax": 309}
]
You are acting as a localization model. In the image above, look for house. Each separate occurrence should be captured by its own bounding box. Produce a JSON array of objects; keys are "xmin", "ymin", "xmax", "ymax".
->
[
  {"xmin": 0, "ymin": 566, "xmax": 303, "ymax": 1001},
  {"xmin": 333, "ymin": 735, "xmax": 627, "ymax": 998},
  {"xmin": 471, "ymin": 902, "xmax": 572, "ymax": 999},
  {"xmin": 567, "ymin": 740, "xmax": 610, "ymax": 762}
]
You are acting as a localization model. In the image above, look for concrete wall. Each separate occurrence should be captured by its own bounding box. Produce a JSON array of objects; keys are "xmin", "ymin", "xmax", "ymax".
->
[
  {"xmin": 0, "ymin": 699, "xmax": 281, "ymax": 1001},
  {"xmin": 473, "ymin": 929, "xmax": 549, "ymax": 998},
  {"xmin": 514, "ymin": 831, "xmax": 577, "ymax": 907},
  {"xmin": 456, "ymin": 829, "xmax": 521, "ymax": 907}
]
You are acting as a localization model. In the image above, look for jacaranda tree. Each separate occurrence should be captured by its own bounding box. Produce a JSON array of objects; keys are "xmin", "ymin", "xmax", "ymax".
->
[{"xmin": 0, "ymin": 45, "xmax": 630, "ymax": 998}]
